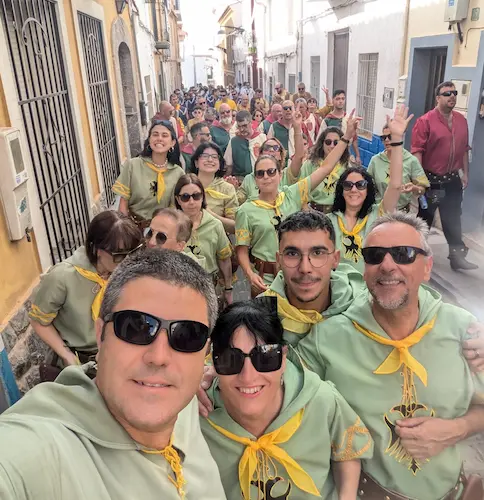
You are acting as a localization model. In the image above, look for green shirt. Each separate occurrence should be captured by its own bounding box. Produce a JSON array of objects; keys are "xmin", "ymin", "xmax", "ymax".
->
[
  {"xmin": 328, "ymin": 203, "xmax": 383, "ymax": 273},
  {"xmin": 0, "ymin": 366, "xmax": 226, "ymax": 500},
  {"xmin": 210, "ymin": 125, "xmax": 231, "ymax": 154},
  {"xmin": 113, "ymin": 157, "xmax": 184, "ymax": 220},
  {"xmin": 296, "ymin": 286, "xmax": 484, "ymax": 500},
  {"xmin": 200, "ymin": 358, "xmax": 373, "ymax": 500},
  {"xmin": 268, "ymin": 122, "xmax": 292, "ymax": 167},
  {"xmin": 184, "ymin": 210, "xmax": 232, "ymax": 274},
  {"xmin": 300, "ymin": 160, "xmax": 346, "ymax": 206},
  {"xmin": 224, "ymin": 134, "xmax": 267, "ymax": 177},
  {"xmin": 28, "ymin": 247, "xmax": 99, "ymax": 352},
  {"xmin": 367, "ymin": 149, "xmax": 429, "ymax": 209},
  {"xmin": 237, "ymin": 167, "xmax": 296, "ymax": 205},
  {"xmin": 205, "ymin": 177, "xmax": 239, "ymax": 219}
]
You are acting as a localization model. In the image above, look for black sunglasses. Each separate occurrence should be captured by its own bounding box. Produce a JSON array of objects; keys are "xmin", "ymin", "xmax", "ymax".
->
[
  {"xmin": 262, "ymin": 144, "xmax": 281, "ymax": 152},
  {"xmin": 146, "ymin": 228, "xmax": 168, "ymax": 246},
  {"xmin": 283, "ymin": 106, "xmax": 293, "ymax": 111},
  {"xmin": 110, "ymin": 243, "xmax": 144, "ymax": 264},
  {"xmin": 439, "ymin": 90, "xmax": 458, "ymax": 97},
  {"xmin": 362, "ymin": 246, "xmax": 428, "ymax": 265},
  {"xmin": 152, "ymin": 119, "xmax": 173, "ymax": 128},
  {"xmin": 342, "ymin": 179, "xmax": 368, "ymax": 191},
  {"xmin": 380, "ymin": 134, "xmax": 392, "ymax": 141},
  {"xmin": 255, "ymin": 167, "xmax": 278, "ymax": 178},
  {"xmin": 324, "ymin": 139, "xmax": 339, "ymax": 146},
  {"xmin": 213, "ymin": 344, "xmax": 283, "ymax": 375},
  {"xmin": 104, "ymin": 310, "xmax": 209, "ymax": 352},
  {"xmin": 178, "ymin": 192, "xmax": 204, "ymax": 202}
]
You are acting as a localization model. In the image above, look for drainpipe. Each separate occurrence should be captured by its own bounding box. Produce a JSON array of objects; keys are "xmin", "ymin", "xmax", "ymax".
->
[
  {"xmin": 130, "ymin": 1, "xmax": 147, "ymax": 127},
  {"xmin": 399, "ymin": 0, "xmax": 411, "ymax": 76}
]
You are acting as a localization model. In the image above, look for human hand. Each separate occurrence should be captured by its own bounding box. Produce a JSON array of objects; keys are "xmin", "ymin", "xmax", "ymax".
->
[
  {"xmin": 62, "ymin": 352, "xmax": 80, "ymax": 367},
  {"xmin": 343, "ymin": 109, "xmax": 362, "ymax": 141},
  {"xmin": 293, "ymin": 111, "xmax": 303, "ymax": 129},
  {"xmin": 461, "ymin": 171, "xmax": 469, "ymax": 189},
  {"xmin": 198, "ymin": 365, "xmax": 216, "ymax": 417},
  {"xmin": 463, "ymin": 322, "xmax": 484, "ymax": 372},
  {"xmin": 387, "ymin": 104, "xmax": 414, "ymax": 141},
  {"xmin": 322, "ymin": 86, "xmax": 329, "ymax": 97},
  {"xmin": 248, "ymin": 272, "xmax": 268, "ymax": 294},
  {"xmin": 224, "ymin": 175, "xmax": 240, "ymax": 188},
  {"xmin": 401, "ymin": 182, "xmax": 415, "ymax": 194},
  {"xmin": 354, "ymin": 155, "xmax": 362, "ymax": 166},
  {"xmin": 223, "ymin": 289, "xmax": 233, "ymax": 306}
]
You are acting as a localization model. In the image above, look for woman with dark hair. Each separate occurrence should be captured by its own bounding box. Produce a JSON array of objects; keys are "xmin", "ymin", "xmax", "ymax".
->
[
  {"xmin": 191, "ymin": 142, "xmax": 238, "ymax": 234},
  {"xmin": 175, "ymin": 174, "xmax": 233, "ymax": 305},
  {"xmin": 29, "ymin": 211, "xmax": 143, "ymax": 369},
  {"xmin": 113, "ymin": 120, "xmax": 184, "ymax": 228},
  {"xmin": 236, "ymin": 113, "xmax": 359, "ymax": 296},
  {"xmin": 299, "ymin": 127, "xmax": 350, "ymax": 213},
  {"xmin": 200, "ymin": 298, "xmax": 373, "ymax": 500},
  {"xmin": 328, "ymin": 105, "xmax": 413, "ymax": 272},
  {"xmin": 252, "ymin": 109, "xmax": 264, "ymax": 130}
]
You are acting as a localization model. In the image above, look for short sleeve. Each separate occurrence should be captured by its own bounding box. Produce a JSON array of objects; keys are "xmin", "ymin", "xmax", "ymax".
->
[
  {"xmin": 317, "ymin": 105, "xmax": 333, "ymax": 118},
  {"xmin": 112, "ymin": 160, "xmax": 132, "ymax": 200},
  {"xmin": 224, "ymin": 140, "xmax": 233, "ymax": 166},
  {"xmin": 326, "ymin": 381, "xmax": 374, "ymax": 462},
  {"xmin": 224, "ymin": 185, "xmax": 239, "ymax": 219},
  {"xmin": 410, "ymin": 156, "xmax": 430, "ymax": 187},
  {"xmin": 411, "ymin": 117, "xmax": 429, "ymax": 155},
  {"xmin": 235, "ymin": 207, "xmax": 252, "ymax": 247},
  {"xmin": 28, "ymin": 266, "xmax": 68, "ymax": 326},
  {"xmin": 282, "ymin": 166, "xmax": 299, "ymax": 186},
  {"xmin": 216, "ymin": 223, "xmax": 232, "ymax": 260},
  {"xmin": 287, "ymin": 177, "xmax": 310, "ymax": 207}
]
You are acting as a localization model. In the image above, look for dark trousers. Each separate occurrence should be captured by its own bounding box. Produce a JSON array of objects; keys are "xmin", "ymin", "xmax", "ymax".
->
[{"xmin": 417, "ymin": 174, "xmax": 464, "ymax": 249}]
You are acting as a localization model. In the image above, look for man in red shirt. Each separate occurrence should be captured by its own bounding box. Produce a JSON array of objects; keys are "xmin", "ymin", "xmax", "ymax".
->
[{"xmin": 411, "ymin": 81, "xmax": 477, "ymax": 271}]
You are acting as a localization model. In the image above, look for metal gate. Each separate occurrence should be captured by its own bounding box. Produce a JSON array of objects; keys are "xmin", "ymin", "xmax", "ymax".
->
[
  {"xmin": 78, "ymin": 12, "xmax": 120, "ymax": 207},
  {"xmin": 0, "ymin": 0, "xmax": 89, "ymax": 264}
]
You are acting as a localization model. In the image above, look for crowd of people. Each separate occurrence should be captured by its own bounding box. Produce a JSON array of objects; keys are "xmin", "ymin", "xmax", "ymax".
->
[{"xmin": 0, "ymin": 79, "xmax": 483, "ymax": 500}]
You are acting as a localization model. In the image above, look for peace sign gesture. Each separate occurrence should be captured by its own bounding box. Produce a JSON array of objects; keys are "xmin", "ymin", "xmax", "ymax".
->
[{"xmin": 386, "ymin": 104, "xmax": 414, "ymax": 140}]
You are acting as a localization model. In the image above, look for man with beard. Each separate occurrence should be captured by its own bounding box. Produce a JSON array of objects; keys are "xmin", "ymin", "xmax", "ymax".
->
[
  {"xmin": 296, "ymin": 211, "xmax": 484, "ymax": 500},
  {"xmin": 272, "ymin": 81, "xmax": 290, "ymax": 104},
  {"xmin": 210, "ymin": 103, "xmax": 234, "ymax": 154},
  {"xmin": 412, "ymin": 81, "xmax": 477, "ymax": 271}
]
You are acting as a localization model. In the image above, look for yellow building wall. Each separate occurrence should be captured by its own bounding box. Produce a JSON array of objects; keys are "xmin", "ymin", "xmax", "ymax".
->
[
  {"xmin": 405, "ymin": 0, "xmax": 484, "ymax": 73},
  {"xmin": 0, "ymin": 78, "xmax": 41, "ymax": 323}
]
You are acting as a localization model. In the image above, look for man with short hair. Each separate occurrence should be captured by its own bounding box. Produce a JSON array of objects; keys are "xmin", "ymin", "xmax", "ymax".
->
[
  {"xmin": 197, "ymin": 96, "xmax": 208, "ymax": 113},
  {"xmin": 146, "ymin": 208, "xmax": 193, "ymax": 252},
  {"xmin": 272, "ymin": 81, "xmax": 290, "ymax": 103},
  {"xmin": 0, "ymin": 249, "xmax": 226, "ymax": 499},
  {"xmin": 224, "ymin": 110, "xmax": 266, "ymax": 178},
  {"xmin": 297, "ymin": 211, "xmax": 484, "ymax": 500},
  {"xmin": 412, "ymin": 81, "xmax": 477, "ymax": 271},
  {"xmin": 250, "ymin": 88, "xmax": 268, "ymax": 114},
  {"xmin": 291, "ymin": 82, "xmax": 312, "ymax": 102},
  {"xmin": 260, "ymin": 102, "xmax": 283, "ymax": 135},
  {"xmin": 203, "ymin": 107, "xmax": 216, "ymax": 126},
  {"xmin": 215, "ymin": 88, "xmax": 237, "ymax": 112},
  {"xmin": 180, "ymin": 122, "xmax": 211, "ymax": 170},
  {"xmin": 210, "ymin": 102, "xmax": 234, "ymax": 154}
]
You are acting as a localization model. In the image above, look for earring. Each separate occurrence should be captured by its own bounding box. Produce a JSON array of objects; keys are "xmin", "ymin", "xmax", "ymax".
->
[
  {"xmin": 169, "ymin": 147, "xmax": 174, "ymax": 153},
  {"xmin": 280, "ymin": 376, "xmax": 284, "ymax": 386}
]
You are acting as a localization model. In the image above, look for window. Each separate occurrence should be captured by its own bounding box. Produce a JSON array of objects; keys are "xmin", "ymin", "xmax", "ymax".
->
[
  {"xmin": 356, "ymin": 53, "xmax": 379, "ymax": 135},
  {"xmin": 145, "ymin": 75, "xmax": 154, "ymax": 119},
  {"xmin": 277, "ymin": 63, "xmax": 286, "ymax": 88},
  {"xmin": 269, "ymin": 76, "xmax": 273, "ymax": 100},
  {"xmin": 288, "ymin": 74, "xmax": 296, "ymax": 93}
]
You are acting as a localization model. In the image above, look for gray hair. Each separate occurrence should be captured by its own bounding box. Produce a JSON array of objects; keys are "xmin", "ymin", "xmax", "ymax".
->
[
  {"xmin": 365, "ymin": 211, "xmax": 433, "ymax": 256},
  {"xmin": 295, "ymin": 98, "xmax": 307, "ymax": 106},
  {"xmin": 151, "ymin": 207, "xmax": 193, "ymax": 242},
  {"xmin": 100, "ymin": 248, "xmax": 218, "ymax": 329}
]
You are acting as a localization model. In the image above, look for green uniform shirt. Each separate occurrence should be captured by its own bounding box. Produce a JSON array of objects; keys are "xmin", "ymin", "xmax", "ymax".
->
[
  {"xmin": 201, "ymin": 358, "xmax": 373, "ymax": 500},
  {"xmin": 210, "ymin": 125, "xmax": 231, "ymax": 154},
  {"xmin": 367, "ymin": 149, "xmax": 429, "ymax": 209},
  {"xmin": 237, "ymin": 167, "xmax": 297, "ymax": 205},
  {"xmin": 205, "ymin": 177, "xmax": 239, "ymax": 219},
  {"xmin": 112, "ymin": 157, "xmax": 184, "ymax": 221},
  {"xmin": 235, "ymin": 179, "xmax": 310, "ymax": 283},
  {"xmin": 328, "ymin": 203, "xmax": 383, "ymax": 273},
  {"xmin": 296, "ymin": 286, "xmax": 484, "ymax": 500},
  {"xmin": 183, "ymin": 209, "xmax": 232, "ymax": 274},
  {"xmin": 0, "ymin": 366, "xmax": 226, "ymax": 500},
  {"xmin": 268, "ymin": 122, "xmax": 292, "ymax": 167},
  {"xmin": 28, "ymin": 247, "xmax": 99, "ymax": 352},
  {"xmin": 224, "ymin": 134, "xmax": 267, "ymax": 177},
  {"xmin": 300, "ymin": 160, "xmax": 346, "ymax": 206}
]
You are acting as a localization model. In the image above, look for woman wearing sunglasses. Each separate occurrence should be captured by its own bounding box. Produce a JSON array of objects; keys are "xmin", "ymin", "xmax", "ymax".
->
[
  {"xmin": 113, "ymin": 121, "xmax": 183, "ymax": 229},
  {"xmin": 367, "ymin": 124, "xmax": 429, "ymax": 211},
  {"xmin": 191, "ymin": 142, "xmax": 238, "ymax": 234},
  {"xmin": 252, "ymin": 109, "xmax": 264, "ymax": 130},
  {"xmin": 328, "ymin": 105, "xmax": 413, "ymax": 273},
  {"xmin": 299, "ymin": 127, "xmax": 350, "ymax": 214},
  {"xmin": 29, "ymin": 211, "xmax": 143, "ymax": 372},
  {"xmin": 175, "ymin": 174, "xmax": 233, "ymax": 304},
  {"xmin": 200, "ymin": 298, "xmax": 373, "ymax": 500},
  {"xmin": 236, "ymin": 113, "xmax": 359, "ymax": 296}
]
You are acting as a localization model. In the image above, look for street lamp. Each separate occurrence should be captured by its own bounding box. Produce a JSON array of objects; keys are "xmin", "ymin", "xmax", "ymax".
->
[
  {"xmin": 217, "ymin": 26, "xmax": 245, "ymax": 36},
  {"xmin": 115, "ymin": 0, "xmax": 127, "ymax": 15}
]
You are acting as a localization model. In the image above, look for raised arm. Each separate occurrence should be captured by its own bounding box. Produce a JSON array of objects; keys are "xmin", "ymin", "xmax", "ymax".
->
[{"xmin": 289, "ymin": 112, "xmax": 305, "ymax": 178}]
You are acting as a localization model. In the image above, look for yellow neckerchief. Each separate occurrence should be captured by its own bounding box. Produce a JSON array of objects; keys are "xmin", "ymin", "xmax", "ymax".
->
[
  {"xmin": 337, "ymin": 214, "xmax": 369, "ymax": 252},
  {"xmin": 144, "ymin": 161, "xmax": 168, "ymax": 202},
  {"xmin": 264, "ymin": 290, "xmax": 323, "ymax": 334},
  {"xmin": 252, "ymin": 192, "xmax": 285, "ymax": 217},
  {"xmin": 142, "ymin": 438, "xmax": 186, "ymax": 499},
  {"xmin": 73, "ymin": 267, "xmax": 108, "ymax": 320},
  {"xmin": 352, "ymin": 315, "xmax": 436, "ymax": 386},
  {"xmin": 322, "ymin": 162, "xmax": 344, "ymax": 193},
  {"xmin": 205, "ymin": 182, "xmax": 232, "ymax": 200},
  {"xmin": 207, "ymin": 408, "xmax": 320, "ymax": 500}
]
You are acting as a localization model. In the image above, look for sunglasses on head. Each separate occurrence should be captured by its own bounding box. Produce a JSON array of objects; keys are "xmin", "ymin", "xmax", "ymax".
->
[
  {"xmin": 213, "ymin": 344, "xmax": 283, "ymax": 375},
  {"xmin": 178, "ymin": 192, "xmax": 203, "ymax": 202},
  {"xmin": 145, "ymin": 228, "xmax": 167, "ymax": 246},
  {"xmin": 262, "ymin": 144, "xmax": 281, "ymax": 152},
  {"xmin": 381, "ymin": 134, "xmax": 392, "ymax": 141},
  {"xmin": 362, "ymin": 246, "xmax": 428, "ymax": 265},
  {"xmin": 255, "ymin": 167, "xmax": 278, "ymax": 178},
  {"xmin": 104, "ymin": 310, "xmax": 209, "ymax": 352},
  {"xmin": 110, "ymin": 243, "xmax": 144, "ymax": 264},
  {"xmin": 439, "ymin": 90, "xmax": 458, "ymax": 97},
  {"xmin": 324, "ymin": 139, "xmax": 339, "ymax": 146},
  {"xmin": 283, "ymin": 106, "xmax": 293, "ymax": 111},
  {"xmin": 342, "ymin": 179, "xmax": 368, "ymax": 191}
]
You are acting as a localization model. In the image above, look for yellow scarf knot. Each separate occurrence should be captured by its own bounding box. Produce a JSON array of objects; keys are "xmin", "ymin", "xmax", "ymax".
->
[
  {"xmin": 252, "ymin": 192, "xmax": 286, "ymax": 217},
  {"xmin": 353, "ymin": 316, "xmax": 436, "ymax": 386},
  {"xmin": 145, "ymin": 161, "xmax": 168, "ymax": 203},
  {"xmin": 73, "ymin": 267, "xmax": 108, "ymax": 320},
  {"xmin": 205, "ymin": 187, "xmax": 232, "ymax": 200}
]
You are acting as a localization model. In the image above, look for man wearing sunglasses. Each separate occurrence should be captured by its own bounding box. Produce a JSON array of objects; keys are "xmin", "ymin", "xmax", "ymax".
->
[
  {"xmin": 412, "ymin": 81, "xmax": 477, "ymax": 271},
  {"xmin": 181, "ymin": 122, "xmax": 211, "ymax": 171},
  {"xmin": 297, "ymin": 211, "xmax": 484, "ymax": 500},
  {"xmin": 215, "ymin": 88, "xmax": 237, "ymax": 112},
  {"xmin": 146, "ymin": 207, "xmax": 192, "ymax": 252},
  {"xmin": 291, "ymin": 82, "xmax": 312, "ymax": 103},
  {"xmin": 0, "ymin": 249, "xmax": 226, "ymax": 499}
]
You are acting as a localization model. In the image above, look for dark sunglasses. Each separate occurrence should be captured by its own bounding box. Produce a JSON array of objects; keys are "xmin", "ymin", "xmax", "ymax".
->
[
  {"xmin": 110, "ymin": 243, "xmax": 144, "ymax": 263},
  {"xmin": 178, "ymin": 192, "xmax": 204, "ymax": 202},
  {"xmin": 213, "ymin": 344, "xmax": 283, "ymax": 375},
  {"xmin": 362, "ymin": 246, "xmax": 428, "ymax": 265},
  {"xmin": 220, "ymin": 110, "xmax": 232, "ymax": 115},
  {"xmin": 199, "ymin": 101, "xmax": 206, "ymax": 104},
  {"xmin": 145, "ymin": 228, "xmax": 167, "ymax": 246},
  {"xmin": 152, "ymin": 119, "xmax": 173, "ymax": 128},
  {"xmin": 298, "ymin": 88, "xmax": 305, "ymax": 92},
  {"xmin": 262, "ymin": 144, "xmax": 281, "ymax": 152},
  {"xmin": 380, "ymin": 134, "xmax": 392, "ymax": 141},
  {"xmin": 439, "ymin": 90, "xmax": 458, "ymax": 97},
  {"xmin": 255, "ymin": 167, "xmax": 278, "ymax": 178},
  {"xmin": 104, "ymin": 310, "xmax": 209, "ymax": 351},
  {"xmin": 283, "ymin": 106, "xmax": 294, "ymax": 111},
  {"xmin": 342, "ymin": 179, "xmax": 368, "ymax": 191},
  {"xmin": 324, "ymin": 139, "xmax": 339, "ymax": 146}
]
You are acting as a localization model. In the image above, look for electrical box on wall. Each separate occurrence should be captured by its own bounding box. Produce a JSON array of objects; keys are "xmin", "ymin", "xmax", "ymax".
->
[
  {"xmin": 0, "ymin": 128, "xmax": 31, "ymax": 241},
  {"xmin": 444, "ymin": 0, "xmax": 470, "ymax": 23}
]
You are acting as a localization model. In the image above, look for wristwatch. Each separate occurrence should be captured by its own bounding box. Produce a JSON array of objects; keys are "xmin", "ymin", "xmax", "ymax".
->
[{"xmin": 341, "ymin": 137, "xmax": 350, "ymax": 144}]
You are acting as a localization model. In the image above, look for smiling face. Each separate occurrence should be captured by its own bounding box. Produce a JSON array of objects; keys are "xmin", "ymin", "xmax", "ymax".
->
[
  {"xmin": 364, "ymin": 222, "xmax": 432, "ymax": 311},
  {"xmin": 195, "ymin": 147, "xmax": 220, "ymax": 175},
  {"xmin": 146, "ymin": 214, "xmax": 185, "ymax": 251},
  {"xmin": 149, "ymin": 125, "xmax": 176, "ymax": 155},
  {"xmin": 254, "ymin": 157, "xmax": 281, "ymax": 195},
  {"xmin": 177, "ymin": 183, "xmax": 204, "ymax": 217},
  {"xmin": 323, "ymin": 131, "xmax": 340, "ymax": 158},
  {"xmin": 217, "ymin": 325, "xmax": 286, "ymax": 423},
  {"xmin": 343, "ymin": 171, "xmax": 368, "ymax": 211}
]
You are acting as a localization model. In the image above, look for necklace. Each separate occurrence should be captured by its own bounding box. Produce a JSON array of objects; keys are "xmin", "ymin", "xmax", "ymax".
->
[{"xmin": 152, "ymin": 158, "xmax": 168, "ymax": 169}]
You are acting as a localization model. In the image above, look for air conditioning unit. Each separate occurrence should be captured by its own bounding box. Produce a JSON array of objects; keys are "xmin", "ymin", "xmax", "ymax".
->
[{"xmin": 444, "ymin": 0, "xmax": 470, "ymax": 23}]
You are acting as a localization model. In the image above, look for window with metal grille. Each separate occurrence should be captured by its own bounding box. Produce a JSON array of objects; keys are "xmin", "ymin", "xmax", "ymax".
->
[
  {"xmin": 356, "ymin": 53, "xmax": 379, "ymax": 135},
  {"xmin": 288, "ymin": 74, "xmax": 296, "ymax": 93}
]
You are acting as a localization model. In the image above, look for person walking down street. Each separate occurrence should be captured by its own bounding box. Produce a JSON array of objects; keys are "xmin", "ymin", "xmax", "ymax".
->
[
  {"xmin": 411, "ymin": 80, "xmax": 477, "ymax": 271},
  {"xmin": 272, "ymin": 81, "xmax": 291, "ymax": 104},
  {"xmin": 210, "ymin": 103, "xmax": 234, "ymax": 154},
  {"xmin": 259, "ymin": 103, "xmax": 283, "ymax": 135},
  {"xmin": 215, "ymin": 88, "xmax": 237, "ymax": 112},
  {"xmin": 187, "ymin": 105, "xmax": 205, "ymax": 131},
  {"xmin": 237, "ymin": 94, "xmax": 251, "ymax": 112},
  {"xmin": 113, "ymin": 120, "xmax": 184, "ymax": 228},
  {"xmin": 368, "ymin": 124, "xmax": 429, "ymax": 211},
  {"xmin": 181, "ymin": 122, "xmax": 212, "ymax": 171},
  {"xmin": 145, "ymin": 207, "xmax": 193, "ymax": 252},
  {"xmin": 291, "ymin": 81, "xmax": 312, "ymax": 103},
  {"xmin": 250, "ymin": 88, "xmax": 269, "ymax": 115},
  {"xmin": 29, "ymin": 211, "xmax": 143, "ymax": 376},
  {"xmin": 295, "ymin": 97, "xmax": 319, "ymax": 147}
]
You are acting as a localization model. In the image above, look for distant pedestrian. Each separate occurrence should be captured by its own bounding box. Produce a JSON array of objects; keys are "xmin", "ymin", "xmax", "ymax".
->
[{"xmin": 291, "ymin": 82, "xmax": 312, "ymax": 102}]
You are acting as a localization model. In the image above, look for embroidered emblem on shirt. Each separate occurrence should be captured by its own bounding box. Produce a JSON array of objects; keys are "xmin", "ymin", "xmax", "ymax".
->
[
  {"xmin": 150, "ymin": 180, "xmax": 158, "ymax": 197},
  {"xmin": 251, "ymin": 477, "xmax": 292, "ymax": 500},
  {"xmin": 341, "ymin": 235, "xmax": 361, "ymax": 263},
  {"xmin": 271, "ymin": 214, "xmax": 283, "ymax": 232},
  {"xmin": 187, "ymin": 244, "xmax": 202, "ymax": 256}
]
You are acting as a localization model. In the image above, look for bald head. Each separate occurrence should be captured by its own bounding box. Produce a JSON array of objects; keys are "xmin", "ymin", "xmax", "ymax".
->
[
  {"xmin": 159, "ymin": 100, "xmax": 174, "ymax": 120},
  {"xmin": 219, "ymin": 103, "xmax": 231, "ymax": 114}
]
